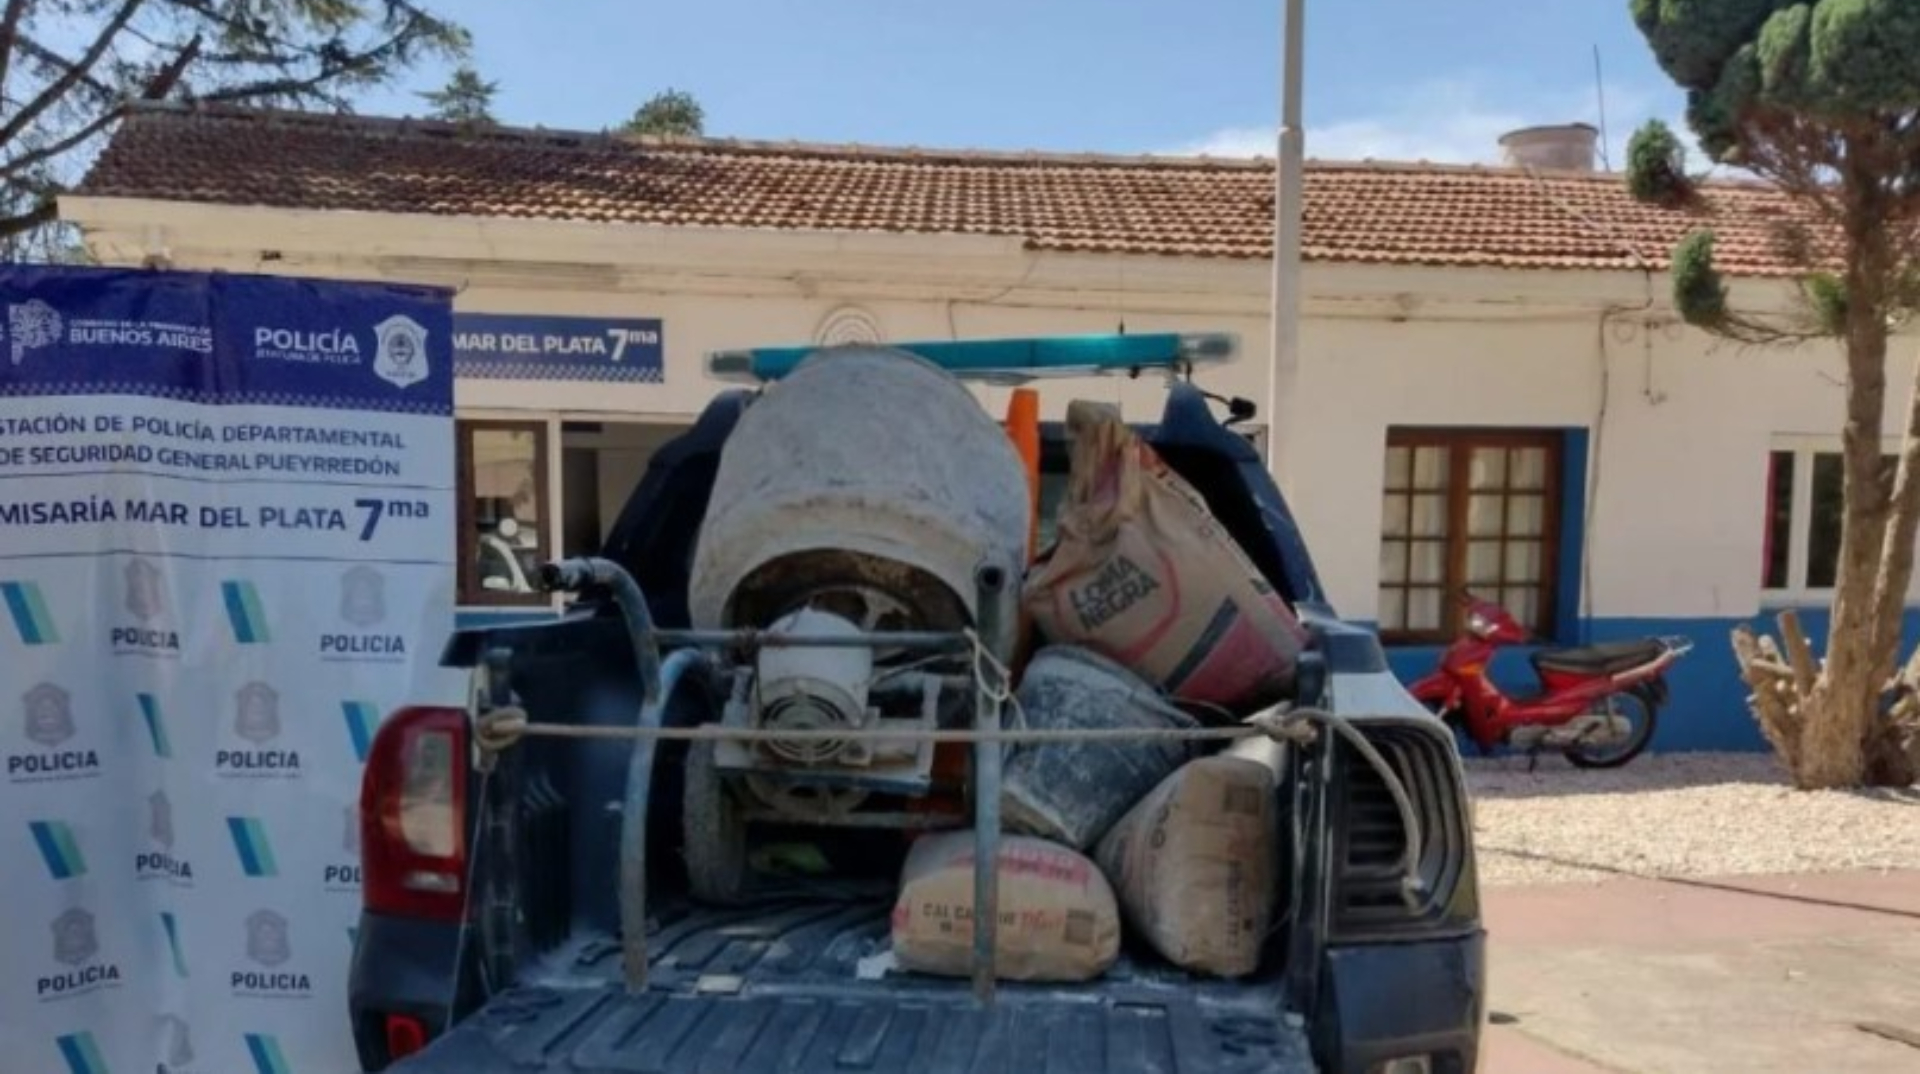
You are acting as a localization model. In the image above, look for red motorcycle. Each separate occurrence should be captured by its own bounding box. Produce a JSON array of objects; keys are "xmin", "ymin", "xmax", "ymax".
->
[{"xmin": 1409, "ymin": 590, "xmax": 1693, "ymax": 768}]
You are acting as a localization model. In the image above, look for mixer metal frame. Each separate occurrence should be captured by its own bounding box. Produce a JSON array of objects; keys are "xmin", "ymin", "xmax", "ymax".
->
[
  {"xmin": 535, "ymin": 555, "xmax": 1022, "ymax": 1001},
  {"xmin": 683, "ymin": 561, "xmax": 1018, "ymax": 897},
  {"xmin": 708, "ymin": 600, "xmax": 963, "ymax": 811}
]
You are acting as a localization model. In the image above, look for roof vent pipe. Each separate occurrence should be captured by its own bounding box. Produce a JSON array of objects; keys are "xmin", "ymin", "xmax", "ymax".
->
[{"xmin": 1497, "ymin": 123, "xmax": 1600, "ymax": 171}]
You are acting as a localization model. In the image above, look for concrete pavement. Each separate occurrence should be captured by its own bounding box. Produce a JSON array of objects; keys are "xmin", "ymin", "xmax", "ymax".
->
[{"xmin": 1480, "ymin": 869, "xmax": 1920, "ymax": 1074}]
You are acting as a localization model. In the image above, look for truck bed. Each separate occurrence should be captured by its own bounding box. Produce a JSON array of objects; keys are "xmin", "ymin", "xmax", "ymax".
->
[{"xmin": 398, "ymin": 898, "xmax": 1316, "ymax": 1074}]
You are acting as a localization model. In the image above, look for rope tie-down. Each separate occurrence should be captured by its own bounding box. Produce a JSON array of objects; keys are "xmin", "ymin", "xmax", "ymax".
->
[
  {"xmin": 474, "ymin": 697, "xmax": 1333, "ymax": 753},
  {"xmin": 470, "ymin": 666, "xmax": 1429, "ymax": 907}
]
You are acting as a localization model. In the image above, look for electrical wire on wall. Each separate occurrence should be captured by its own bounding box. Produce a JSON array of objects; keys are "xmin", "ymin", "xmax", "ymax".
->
[
  {"xmin": 1521, "ymin": 164, "xmax": 1659, "ymax": 643},
  {"xmin": 1587, "ymin": 313, "xmax": 1616, "ymax": 640},
  {"xmin": 1643, "ymin": 314, "xmax": 1669, "ymax": 405},
  {"xmin": 946, "ymin": 254, "xmax": 1043, "ymax": 338},
  {"xmin": 1581, "ymin": 285, "xmax": 1657, "ymax": 642}
]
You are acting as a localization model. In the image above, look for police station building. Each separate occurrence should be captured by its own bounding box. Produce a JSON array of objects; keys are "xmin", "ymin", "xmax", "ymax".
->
[{"xmin": 62, "ymin": 102, "xmax": 1918, "ymax": 753}]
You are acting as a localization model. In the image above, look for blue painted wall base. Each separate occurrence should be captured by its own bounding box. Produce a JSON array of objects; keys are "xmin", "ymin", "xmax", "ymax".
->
[{"xmin": 1369, "ymin": 608, "xmax": 1920, "ymax": 753}]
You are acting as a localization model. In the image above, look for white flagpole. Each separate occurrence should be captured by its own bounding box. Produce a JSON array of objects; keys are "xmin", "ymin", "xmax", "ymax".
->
[{"xmin": 1267, "ymin": 0, "xmax": 1306, "ymax": 491}]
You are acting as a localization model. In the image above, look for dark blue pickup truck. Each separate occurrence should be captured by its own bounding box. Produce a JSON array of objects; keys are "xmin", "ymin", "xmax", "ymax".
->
[{"xmin": 346, "ymin": 336, "xmax": 1485, "ymax": 1074}]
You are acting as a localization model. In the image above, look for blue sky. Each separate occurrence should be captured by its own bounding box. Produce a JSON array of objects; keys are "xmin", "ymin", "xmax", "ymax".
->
[{"xmin": 359, "ymin": 1, "xmax": 1697, "ymax": 167}]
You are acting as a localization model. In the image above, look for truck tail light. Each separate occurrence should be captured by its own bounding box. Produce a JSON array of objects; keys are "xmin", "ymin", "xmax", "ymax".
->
[
  {"xmin": 361, "ymin": 706, "xmax": 469, "ymax": 921},
  {"xmin": 385, "ymin": 1014, "xmax": 428, "ymax": 1060}
]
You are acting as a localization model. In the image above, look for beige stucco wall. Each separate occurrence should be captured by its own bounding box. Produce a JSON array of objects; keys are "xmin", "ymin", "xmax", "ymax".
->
[
  {"xmin": 67, "ymin": 199, "xmax": 1284, "ymax": 421},
  {"xmin": 64, "ymin": 196, "xmax": 1914, "ymax": 627},
  {"xmin": 1286, "ymin": 311, "xmax": 1881, "ymax": 620},
  {"xmin": 447, "ymin": 287, "xmax": 1277, "ymax": 426}
]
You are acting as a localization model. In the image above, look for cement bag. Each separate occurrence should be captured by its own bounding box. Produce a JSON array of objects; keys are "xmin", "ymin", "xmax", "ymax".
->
[
  {"xmin": 1001, "ymin": 646, "xmax": 1200, "ymax": 850},
  {"xmin": 1095, "ymin": 755, "xmax": 1279, "ymax": 978},
  {"xmin": 1022, "ymin": 400, "xmax": 1309, "ymax": 716},
  {"xmin": 891, "ymin": 831, "xmax": 1120, "ymax": 982}
]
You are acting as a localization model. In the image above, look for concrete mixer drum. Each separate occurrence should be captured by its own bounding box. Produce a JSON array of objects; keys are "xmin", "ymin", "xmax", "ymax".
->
[
  {"xmin": 682, "ymin": 345, "xmax": 1030, "ymax": 901},
  {"xmin": 728, "ymin": 562, "xmax": 942, "ymax": 664},
  {"xmin": 689, "ymin": 345, "xmax": 1028, "ymax": 655}
]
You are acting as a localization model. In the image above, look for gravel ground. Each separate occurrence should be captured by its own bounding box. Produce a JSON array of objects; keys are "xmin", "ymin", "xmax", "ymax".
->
[{"xmin": 1463, "ymin": 752, "xmax": 1920, "ymax": 886}]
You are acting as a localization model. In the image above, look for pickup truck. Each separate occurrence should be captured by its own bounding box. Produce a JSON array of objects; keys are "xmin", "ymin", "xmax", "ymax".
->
[{"xmin": 347, "ymin": 335, "xmax": 1486, "ymax": 1074}]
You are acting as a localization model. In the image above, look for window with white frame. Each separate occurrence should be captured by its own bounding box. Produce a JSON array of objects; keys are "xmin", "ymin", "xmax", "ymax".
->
[{"xmin": 1761, "ymin": 438, "xmax": 1899, "ymax": 597}]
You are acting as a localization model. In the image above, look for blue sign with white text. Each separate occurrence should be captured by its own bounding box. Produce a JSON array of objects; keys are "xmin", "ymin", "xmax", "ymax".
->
[
  {"xmin": 0, "ymin": 266, "xmax": 454, "ymax": 414},
  {"xmin": 0, "ymin": 263, "xmax": 458, "ymax": 1074},
  {"xmin": 453, "ymin": 313, "xmax": 664, "ymax": 383}
]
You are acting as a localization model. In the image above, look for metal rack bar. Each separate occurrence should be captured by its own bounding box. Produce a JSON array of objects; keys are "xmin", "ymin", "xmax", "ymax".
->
[
  {"xmin": 968, "ymin": 563, "xmax": 1012, "ymax": 1005},
  {"xmin": 654, "ymin": 629, "xmax": 971, "ymax": 652}
]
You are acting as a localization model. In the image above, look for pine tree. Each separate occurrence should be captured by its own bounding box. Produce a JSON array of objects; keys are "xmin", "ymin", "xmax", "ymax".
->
[
  {"xmin": 421, "ymin": 65, "xmax": 499, "ymax": 125},
  {"xmin": 623, "ymin": 89, "xmax": 705, "ymax": 137}
]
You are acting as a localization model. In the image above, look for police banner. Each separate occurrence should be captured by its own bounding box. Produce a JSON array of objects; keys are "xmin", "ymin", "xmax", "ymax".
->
[{"xmin": 0, "ymin": 266, "xmax": 460, "ymax": 1074}]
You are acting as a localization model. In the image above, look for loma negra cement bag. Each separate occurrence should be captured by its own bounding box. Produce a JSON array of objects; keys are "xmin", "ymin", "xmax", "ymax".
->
[
  {"xmin": 1094, "ymin": 755, "xmax": 1279, "ymax": 978},
  {"xmin": 890, "ymin": 831, "xmax": 1120, "ymax": 982},
  {"xmin": 1022, "ymin": 401, "xmax": 1309, "ymax": 716}
]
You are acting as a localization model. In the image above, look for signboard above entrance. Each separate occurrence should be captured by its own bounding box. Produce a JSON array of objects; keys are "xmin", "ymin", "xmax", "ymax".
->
[{"xmin": 453, "ymin": 313, "xmax": 663, "ymax": 383}]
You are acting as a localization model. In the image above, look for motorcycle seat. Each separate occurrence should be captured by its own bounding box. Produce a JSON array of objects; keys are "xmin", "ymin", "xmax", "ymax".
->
[{"xmin": 1531, "ymin": 639, "xmax": 1668, "ymax": 677}]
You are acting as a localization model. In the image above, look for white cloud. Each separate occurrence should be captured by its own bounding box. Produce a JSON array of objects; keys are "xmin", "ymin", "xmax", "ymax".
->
[
  {"xmin": 1163, "ymin": 77, "xmax": 1707, "ymax": 171},
  {"xmin": 1173, "ymin": 126, "xmax": 1284, "ymax": 159}
]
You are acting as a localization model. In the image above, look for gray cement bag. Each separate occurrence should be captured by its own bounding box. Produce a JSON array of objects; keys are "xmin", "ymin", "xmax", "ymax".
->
[
  {"xmin": 1022, "ymin": 401, "xmax": 1309, "ymax": 717},
  {"xmin": 1094, "ymin": 755, "xmax": 1279, "ymax": 978},
  {"xmin": 891, "ymin": 831, "xmax": 1121, "ymax": 982},
  {"xmin": 1001, "ymin": 646, "xmax": 1200, "ymax": 850}
]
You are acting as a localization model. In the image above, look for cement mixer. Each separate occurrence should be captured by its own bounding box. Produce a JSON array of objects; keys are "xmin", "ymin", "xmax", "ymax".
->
[{"xmin": 681, "ymin": 345, "xmax": 1030, "ymax": 901}]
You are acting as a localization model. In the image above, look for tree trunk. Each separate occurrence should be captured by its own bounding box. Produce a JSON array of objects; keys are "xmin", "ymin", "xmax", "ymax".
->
[
  {"xmin": 1874, "ymin": 353, "xmax": 1920, "ymax": 649},
  {"xmin": 1797, "ymin": 175, "xmax": 1897, "ymax": 789},
  {"xmin": 1861, "ymin": 348, "xmax": 1920, "ymax": 787},
  {"xmin": 1879, "ymin": 645, "xmax": 1920, "ymax": 786}
]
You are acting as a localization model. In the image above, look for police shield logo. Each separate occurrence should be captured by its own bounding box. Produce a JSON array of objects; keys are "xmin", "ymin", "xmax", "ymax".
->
[
  {"xmin": 245, "ymin": 909, "xmax": 290, "ymax": 967},
  {"xmin": 149, "ymin": 790, "xmax": 174, "ymax": 849},
  {"xmin": 233, "ymin": 682, "xmax": 280, "ymax": 744},
  {"xmin": 340, "ymin": 565, "xmax": 385, "ymax": 627},
  {"xmin": 372, "ymin": 314, "xmax": 429, "ymax": 389},
  {"xmin": 52, "ymin": 907, "xmax": 97, "ymax": 966},
  {"xmin": 23, "ymin": 682, "xmax": 74, "ymax": 747},
  {"xmin": 124, "ymin": 557, "xmax": 165, "ymax": 621}
]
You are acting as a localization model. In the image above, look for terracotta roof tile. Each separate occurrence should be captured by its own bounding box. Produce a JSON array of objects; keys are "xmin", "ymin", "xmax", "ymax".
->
[{"xmin": 75, "ymin": 104, "xmax": 1809, "ymax": 276}]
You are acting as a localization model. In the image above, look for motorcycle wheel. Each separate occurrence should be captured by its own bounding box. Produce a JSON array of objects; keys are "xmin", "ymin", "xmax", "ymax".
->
[{"xmin": 1563, "ymin": 691, "xmax": 1658, "ymax": 769}]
